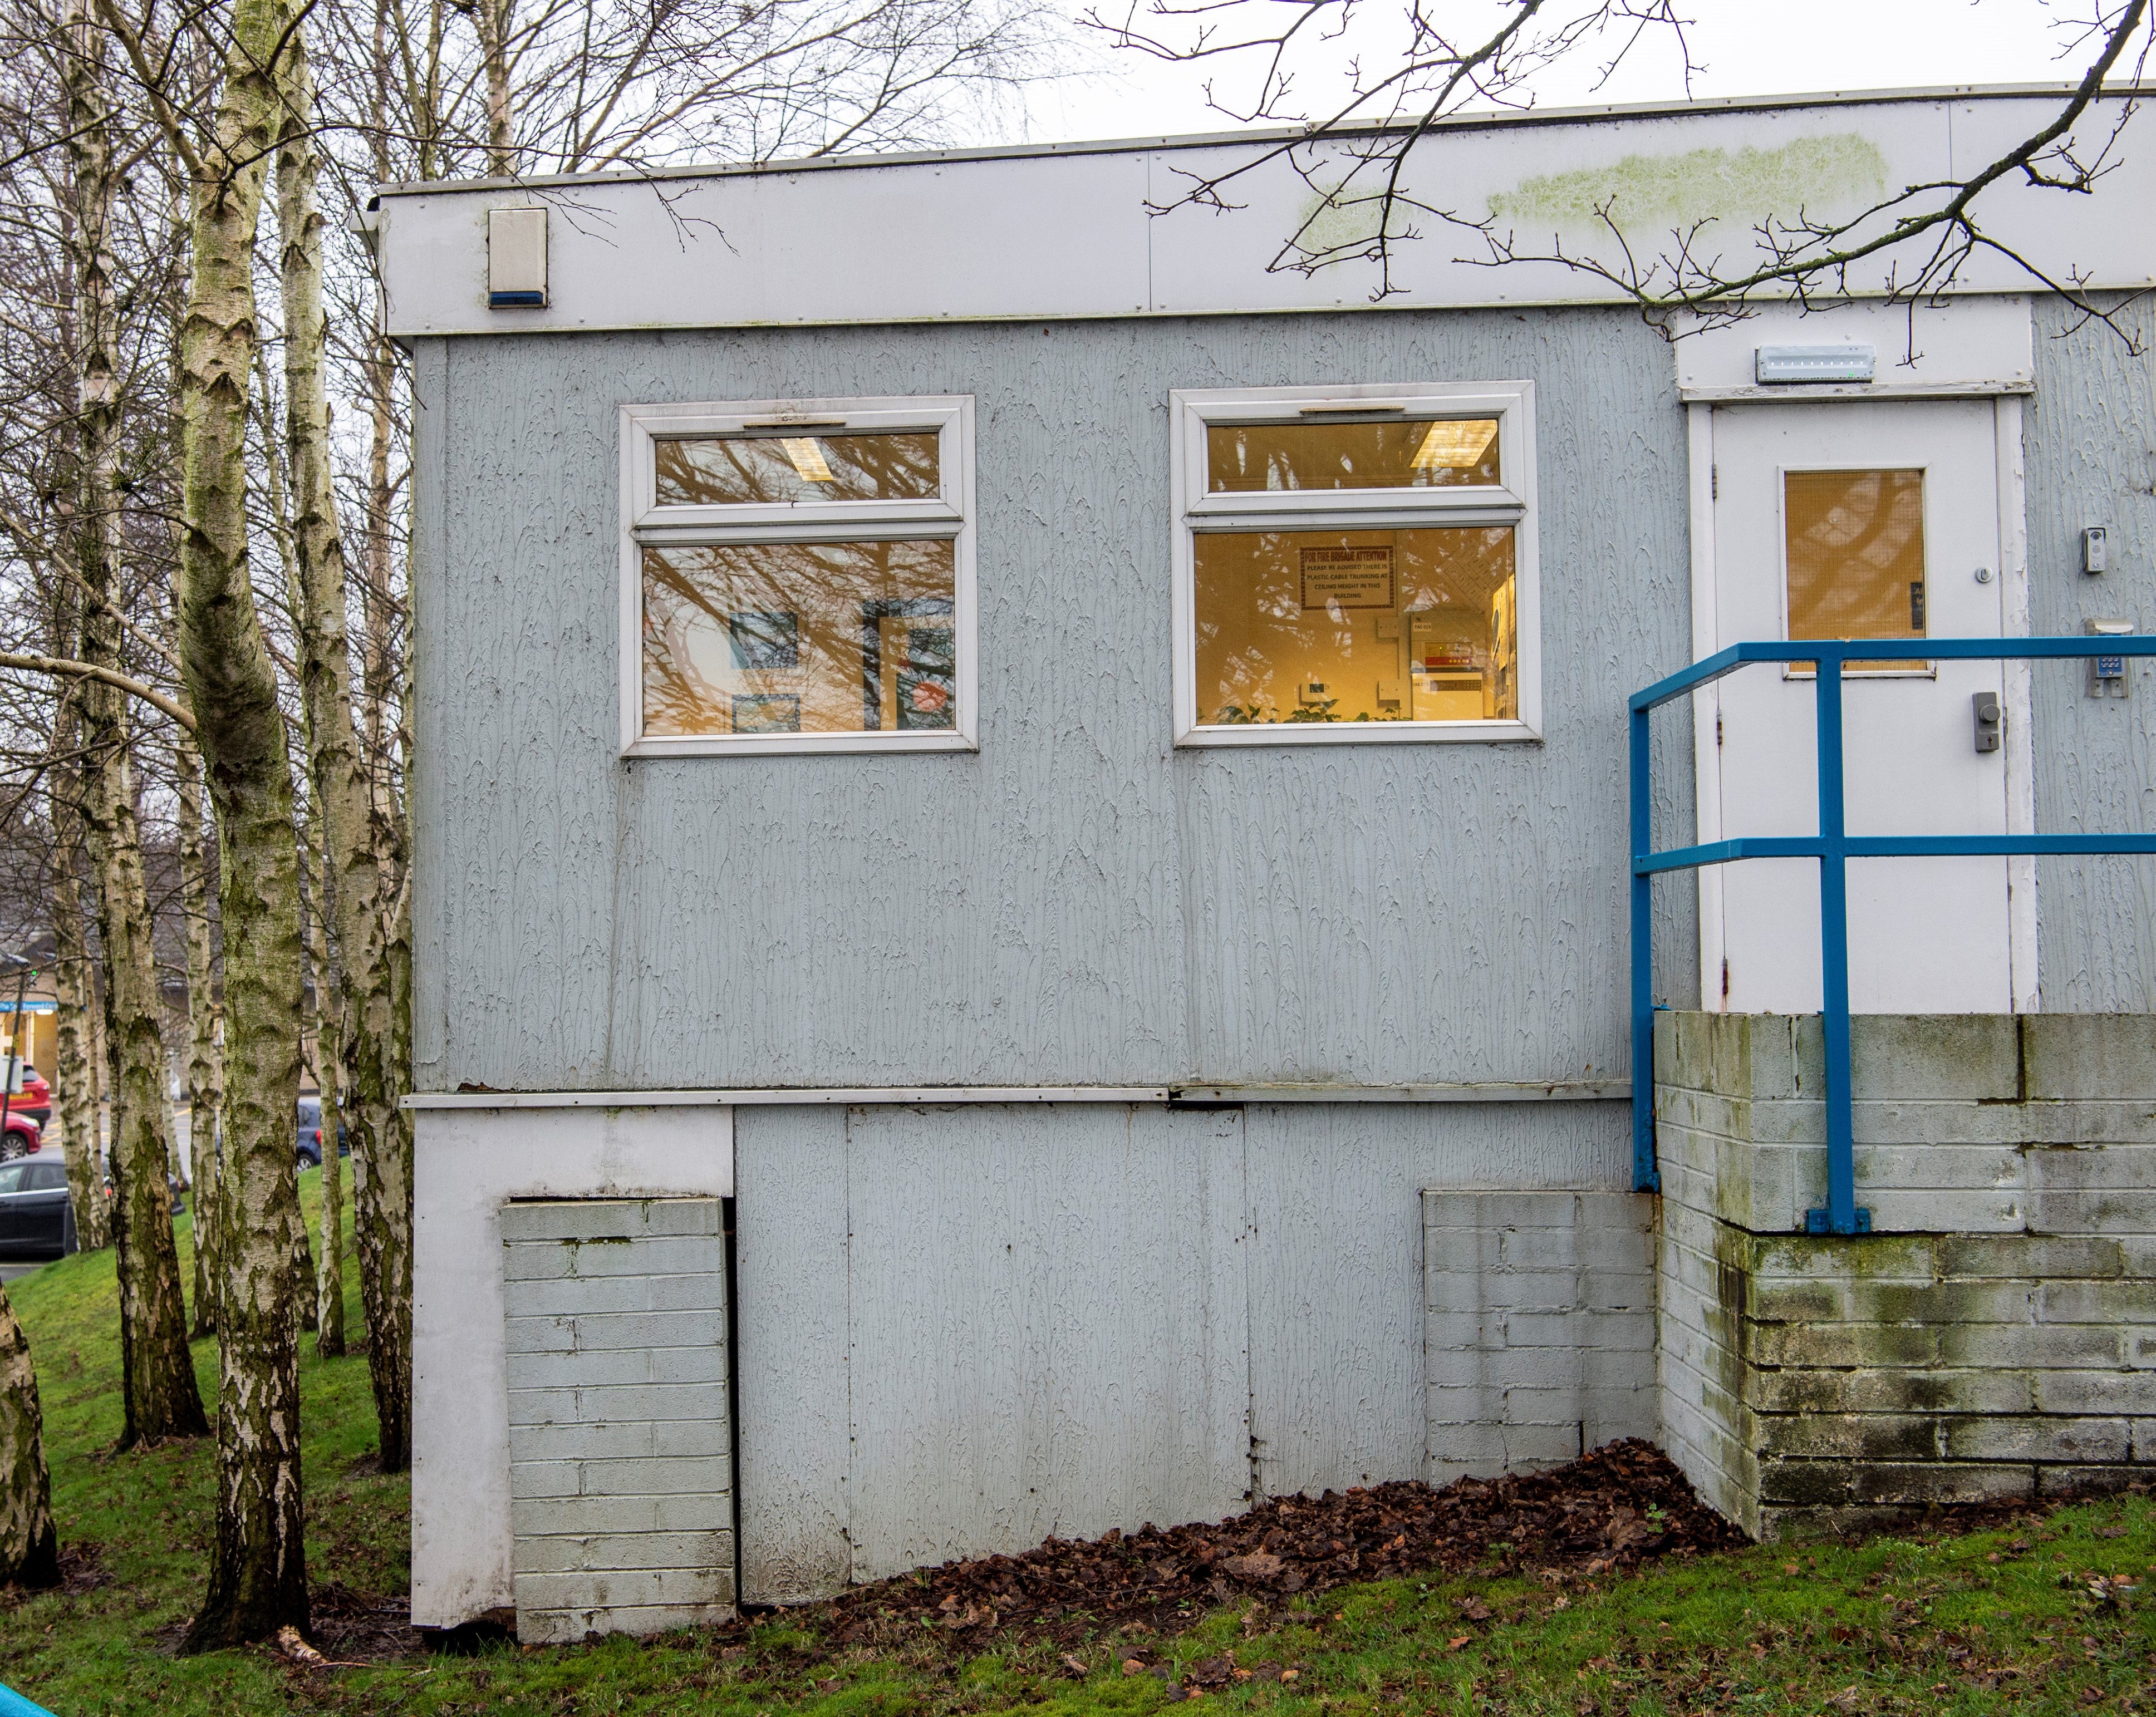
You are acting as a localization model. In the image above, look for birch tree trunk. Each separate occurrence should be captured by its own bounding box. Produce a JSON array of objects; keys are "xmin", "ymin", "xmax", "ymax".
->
[
  {"xmin": 49, "ymin": 685, "xmax": 109, "ymax": 1252},
  {"xmin": 0, "ymin": 1287, "xmax": 59, "ymax": 1589},
  {"xmin": 276, "ymin": 27, "xmax": 411, "ymax": 1467},
  {"xmin": 176, "ymin": 0, "xmax": 310, "ymax": 1650},
  {"xmin": 473, "ymin": 0, "xmax": 515, "ymax": 175},
  {"xmin": 63, "ymin": 0, "xmax": 207, "ymax": 1447},
  {"xmin": 178, "ymin": 738, "xmax": 222, "ymax": 1335},
  {"xmin": 303, "ymin": 832, "xmax": 346, "ymax": 1356}
]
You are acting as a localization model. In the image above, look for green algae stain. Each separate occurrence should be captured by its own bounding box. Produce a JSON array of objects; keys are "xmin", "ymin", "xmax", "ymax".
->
[
  {"xmin": 1293, "ymin": 180, "xmax": 1391, "ymax": 263},
  {"xmin": 1487, "ymin": 134, "xmax": 1888, "ymax": 238}
]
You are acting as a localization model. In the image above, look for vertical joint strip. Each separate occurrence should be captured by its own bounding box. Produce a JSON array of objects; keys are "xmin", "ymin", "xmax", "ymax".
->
[
  {"xmin": 1810, "ymin": 651, "xmax": 1866, "ymax": 1236},
  {"xmin": 1630, "ymin": 701, "xmax": 1659, "ymax": 1193}
]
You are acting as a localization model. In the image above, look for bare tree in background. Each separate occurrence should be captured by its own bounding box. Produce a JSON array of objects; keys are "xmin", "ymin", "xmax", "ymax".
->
[
  {"xmin": 61, "ymin": 0, "xmax": 205, "ymax": 1447},
  {"xmin": 1094, "ymin": 0, "xmax": 2152, "ymax": 334},
  {"xmin": 406, "ymin": 0, "xmax": 1055, "ymax": 178}
]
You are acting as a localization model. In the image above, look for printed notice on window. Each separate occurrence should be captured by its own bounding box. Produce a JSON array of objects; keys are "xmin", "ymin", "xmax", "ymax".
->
[{"xmin": 1300, "ymin": 545, "xmax": 1394, "ymax": 610}]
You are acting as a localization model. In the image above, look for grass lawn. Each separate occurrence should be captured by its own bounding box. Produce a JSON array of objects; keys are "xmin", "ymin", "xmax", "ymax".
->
[{"xmin": 0, "ymin": 1169, "xmax": 2148, "ymax": 1716}]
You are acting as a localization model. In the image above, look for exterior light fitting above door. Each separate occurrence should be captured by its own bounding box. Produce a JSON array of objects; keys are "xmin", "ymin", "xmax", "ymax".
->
[{"xmin": 1755, "ymin": 344, "xmax": 1876, "ymax": 384}]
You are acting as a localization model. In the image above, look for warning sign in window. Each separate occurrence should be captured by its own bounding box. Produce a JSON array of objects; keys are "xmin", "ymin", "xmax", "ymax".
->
[{"xmin": 1299, "ymin": 545, "xmax": 1394, "ymax": 610}]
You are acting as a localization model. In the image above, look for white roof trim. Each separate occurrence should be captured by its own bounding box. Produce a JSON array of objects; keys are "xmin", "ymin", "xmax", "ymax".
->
[
  {"xmin": 378, "ymin": 88, "xmax": 2156, "ymax": 337},
  {"xmin": 373, "ymin": 81, "xmax": 2146, "ymax": 200}
]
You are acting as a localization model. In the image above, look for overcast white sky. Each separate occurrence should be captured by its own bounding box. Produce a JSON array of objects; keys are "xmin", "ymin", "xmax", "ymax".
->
[{"xmin": 1015, "ymin": 1, "xmax": 2110, "ymax": 146}]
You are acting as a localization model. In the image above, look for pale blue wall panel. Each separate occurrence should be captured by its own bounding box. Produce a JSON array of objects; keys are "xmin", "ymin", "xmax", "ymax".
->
[{"xmin": 411, "ymin": 307, "xmax": 1697, "ymax": 1091}]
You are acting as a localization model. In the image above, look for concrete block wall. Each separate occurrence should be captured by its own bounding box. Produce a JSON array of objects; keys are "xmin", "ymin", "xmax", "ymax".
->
[
  {"xmin": 1654, "ymin": 1011, "xmax": 2156, "ymax": 1540},
  {"xmin": 500, "ymin": 1198, "xmax": 736, "ymax": 1642},
  {"xmin": 1423, "ymin": 1190, "xmax": 1658, "ymax": 1482}
]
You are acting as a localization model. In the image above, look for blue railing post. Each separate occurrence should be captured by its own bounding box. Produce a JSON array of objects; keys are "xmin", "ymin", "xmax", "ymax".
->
[
  {"xmin": 1625, "ymin": 633, "xmax": 2154, "ymax": 1223},
  {"xmin": 1630, "ymin": 697, "xmax": 1658, "ymax": 1192},
  {"xmin": 1810, "ymin": 648, "xmax": 1865, "ymax": 1236}
]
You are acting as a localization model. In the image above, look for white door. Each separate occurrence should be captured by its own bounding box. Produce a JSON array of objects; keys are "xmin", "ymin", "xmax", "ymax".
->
[{"xmin": 1701, "ymin": 400, "xmax": 2020, "ymax": 1015}]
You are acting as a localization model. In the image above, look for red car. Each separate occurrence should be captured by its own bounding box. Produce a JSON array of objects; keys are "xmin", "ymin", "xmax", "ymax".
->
[
  {"xmin": 6, "ymin": 1065, "xmax": 48, "ymax": 1128},
  {"xmin": 0, "ymin": 1112, "xmax": 41, "ymax": 1159}
]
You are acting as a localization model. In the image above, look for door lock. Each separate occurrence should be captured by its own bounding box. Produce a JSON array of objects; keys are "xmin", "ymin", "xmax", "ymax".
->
[{"xmin": 1972, "ymin": 691, "xmax": 2002, "ymax": 753}]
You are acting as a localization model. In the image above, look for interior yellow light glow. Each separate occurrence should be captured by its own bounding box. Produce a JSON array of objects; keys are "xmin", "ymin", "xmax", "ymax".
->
[
  {"xmin": 1411, "ymin": 419, "xmax": 1498, "ymax": 471},
  {"xmin": 781, "ymin": 437, "xmax": 836, "ymax": 481}
]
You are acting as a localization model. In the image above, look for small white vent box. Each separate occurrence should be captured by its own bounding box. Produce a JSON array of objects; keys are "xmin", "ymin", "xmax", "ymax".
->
[{"xmin": 488, "ymin": 207, "xmax": 548, "ymax": 309}]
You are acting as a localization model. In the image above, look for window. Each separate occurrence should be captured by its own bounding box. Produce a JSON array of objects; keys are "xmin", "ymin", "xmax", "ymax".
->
[
  {"xmin": 621, "ymin": 397, "xmax": 975, "ymax": 755},
  {"xmin": 1171, "ymin": 385, "xmax": 1539, "ymax": 745},
  {"xmin": 1782, "ymin": 468, "xmax": 1928, "ymax": 675}
]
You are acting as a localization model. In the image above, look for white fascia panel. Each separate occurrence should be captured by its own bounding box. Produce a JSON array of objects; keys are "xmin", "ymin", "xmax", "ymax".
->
[
  {"xmin": 385, "ymin": 151, "xmax": 1152, "ymax": 337},
  {"xmin": 380, "ymin": 93, "xmax": 2156, "ymax": 338}
]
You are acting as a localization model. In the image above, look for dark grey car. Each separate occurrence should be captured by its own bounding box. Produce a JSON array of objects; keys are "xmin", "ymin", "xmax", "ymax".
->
[{"xmin": 0, "ymin": 1158, "xmax": 74, "ymax": 1258}]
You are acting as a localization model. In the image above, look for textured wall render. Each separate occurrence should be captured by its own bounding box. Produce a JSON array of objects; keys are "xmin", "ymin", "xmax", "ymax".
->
[
  {"xmin": 1653, "ymin": 1011, "xmax": 2156, "ymax": 1541},
  {"xmin": 500, "ymin": 1198, "xmax": 736, "ymax": 1642},
  {"xmin": 733, "ymin": 1097, "xmax": 1629, "ymax": 1603},
  {"xmin": 1423, "ymin": 1190, "xmax": 1658, "ymax": 1482},
  {"xmin": 2025, "ymin": 293, "xmax": 2156, "ymax": 1011},
  {"xmin": 407, "ymin": 307, "xmax": 1699, "ymax": 1095}
]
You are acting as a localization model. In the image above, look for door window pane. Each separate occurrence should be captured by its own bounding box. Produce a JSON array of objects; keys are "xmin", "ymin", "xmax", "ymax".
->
[
  {"xmin": 1785, "ymin": 469, "xmax": 1926, "ymax": 668},
  {"xmin": 654, "ymin": 431, "xmax": 941, "ymax": 506},
  {"xmin": 1194, "ymin": 527, "xmax": 1517, "ymax": 725},
  {"xmin": 1206, "ymin": 418, "xmax": 1500, "ymax": 493},
  {"xmin": 642, "ymin": 540, "xmax": 956, "ymax": 736}
]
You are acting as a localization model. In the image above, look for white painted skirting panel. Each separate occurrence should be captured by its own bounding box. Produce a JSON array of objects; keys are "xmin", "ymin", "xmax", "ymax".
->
[
  {"xmin": 406, "ymin": 1082, "xmax": 1629, "ymax": 1109},
  {"xmin": 410, "ymin": 1106, "xmax": 734, "ymax": 1630},
  {"xmin": 733, "ymin": 1097, "xmax": 1630, "ymax": 1606}
]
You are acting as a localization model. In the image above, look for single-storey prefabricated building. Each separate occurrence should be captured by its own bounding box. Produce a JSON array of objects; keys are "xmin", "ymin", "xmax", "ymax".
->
[{"xmin": 378, "ymin": 82, "xmax": 2156, "ymax": 1642}]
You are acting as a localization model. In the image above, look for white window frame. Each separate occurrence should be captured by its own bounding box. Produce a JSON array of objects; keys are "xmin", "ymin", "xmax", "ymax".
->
[
  {"xmin": 619, "ymin": 395, "xmax": 977, "ymax": 757},
  {"xmin": 1170, "ymin": 381, "xmax": 1541, "ymax": 747}
]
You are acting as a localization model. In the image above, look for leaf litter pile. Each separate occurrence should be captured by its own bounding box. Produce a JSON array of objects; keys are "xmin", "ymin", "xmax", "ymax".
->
[{"xmin": 824, "ymin": 1438, "xmax": 1740, "ymax": 1651}]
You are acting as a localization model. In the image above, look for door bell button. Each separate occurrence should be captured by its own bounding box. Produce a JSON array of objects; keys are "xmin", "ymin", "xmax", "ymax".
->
[
  {"xmin": 1971, "ymin": 691, "xmax": 2002, "ymax": 753},
  {"xmin": 2083, "ymin": 527, "xmax": 2109, "ymax": 575}
]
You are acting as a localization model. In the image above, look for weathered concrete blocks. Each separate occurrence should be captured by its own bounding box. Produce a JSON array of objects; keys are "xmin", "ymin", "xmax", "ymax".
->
[
  {"xmin": 500, "ymin": 1198, "xmax": 735, "ymax": 1644},
  {"xmin": 1654, "ymin": 1011, "xmax": 2156, "ymax": 1541},
  {"xmin": 1423, "ymin": 1190, "xmax": 1656, "ymax": 1484}
]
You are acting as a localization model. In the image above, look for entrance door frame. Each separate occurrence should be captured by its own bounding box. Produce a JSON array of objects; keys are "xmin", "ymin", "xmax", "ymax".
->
[{"xmin": 1686, "ymin": 391, "xmax": 2039, "ymax": 1015}]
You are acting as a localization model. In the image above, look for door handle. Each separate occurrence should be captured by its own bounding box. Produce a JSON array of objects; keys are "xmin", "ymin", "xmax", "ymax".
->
[{"xmin": 1972, "ymin": 691, "xmax": 2002, "ymax": 754}]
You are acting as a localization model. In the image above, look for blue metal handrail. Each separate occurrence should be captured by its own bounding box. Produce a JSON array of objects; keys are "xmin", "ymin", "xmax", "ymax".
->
[{"xmin": 1630, "ymin": 636, "xmax": 2156, "ymax": 1235}]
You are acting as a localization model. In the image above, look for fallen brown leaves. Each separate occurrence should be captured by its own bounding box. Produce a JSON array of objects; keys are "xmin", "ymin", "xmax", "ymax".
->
[{"xmin": 822, "ymin": 1438, "xmax": 1738, "ymax": 1651}]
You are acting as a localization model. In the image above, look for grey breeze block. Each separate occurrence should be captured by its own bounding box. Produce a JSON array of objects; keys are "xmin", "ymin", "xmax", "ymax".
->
[
  {"xmin": 1423, "ymin": 1190, "xmax": 1659, "ymax": 1482},
  {"xmin": 500, "ymin": 1198, "xmax": 735, "ymax": 1643}
]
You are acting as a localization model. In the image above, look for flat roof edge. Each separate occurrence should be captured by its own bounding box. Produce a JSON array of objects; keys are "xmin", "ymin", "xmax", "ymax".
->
[
  {"xmin": 385, "ymin": 282, "xmax": 2138, "ymax": 344},
  {"xmin": 372, "ymin": 80, "xmax": 2152, "ymax": 200}
]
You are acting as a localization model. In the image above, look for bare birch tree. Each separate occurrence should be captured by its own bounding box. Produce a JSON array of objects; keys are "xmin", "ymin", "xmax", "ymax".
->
[
  {"xmin": 178, "ymin": 734, "xmax": 222, "ymax": 1332},
  {"xmin": 0, "ymin": 1286, "xmax": 59, "ymax": 1587},
  {"xmin": 174, "ymin": 0, "xmax": 311, "ymax": 1649},
  {"xmin": 62, "ymin": 0, "xmax": 206, "ymax": 1447},
  {"xmin": 299, "ymin": 821, "xmax": 345, "ymax": 1354},
  {"xmin": 272, "ymin": 36, "xmax": 410, "ymax": 1464},
  {"xmin": 47, "ymin": 685, "xmax": 110, "ymax": 1252}
]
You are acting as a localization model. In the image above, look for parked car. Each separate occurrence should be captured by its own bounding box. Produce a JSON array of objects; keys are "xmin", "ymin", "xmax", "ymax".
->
[
  {"xmin": 0, "ymin": 1155, "xmax": 73, "ymax": 1258},
  {"xmin": 0, "ymin": 1112, "xmax": 41, "ymax": 1159},
  {"xmin": 7, "ymin": 1064, "xmax": 49, "ymax": 1128},
  {"xmin": 296, "ymin": 1098, "xmax": 348, "ymax": 1167}
]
